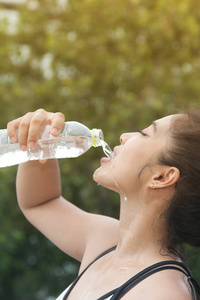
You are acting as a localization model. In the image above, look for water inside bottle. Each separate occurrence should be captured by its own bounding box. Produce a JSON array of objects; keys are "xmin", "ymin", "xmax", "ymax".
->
[
  {"xmin": 0, "ymin": 136, "xmax": 92, "ymax": 167},
  {"xmin": 0, "ymin": 135, "xmax": 113, "ymax": 168}
]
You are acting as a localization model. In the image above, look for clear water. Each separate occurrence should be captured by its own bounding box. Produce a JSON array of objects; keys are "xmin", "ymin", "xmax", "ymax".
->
[
  {"xmin": 101, "ymin": 140, "xmax": 113, "ymax": 157},
  {"xmin": 0, "ymin": 136, "xmax": 113, "ymax": 168}
]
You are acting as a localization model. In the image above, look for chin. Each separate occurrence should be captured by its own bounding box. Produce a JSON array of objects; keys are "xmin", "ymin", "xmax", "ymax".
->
[
  {"xmin": 93, "ymin": 167, "xmax": 100, "ymax": 183},
  {"xmin": 93, "ymin": 167, "xmax": 107, "ymax": 185},
  {"xmin": 93, "ymin": 167, "xmax": 119, "ymax": 193}
]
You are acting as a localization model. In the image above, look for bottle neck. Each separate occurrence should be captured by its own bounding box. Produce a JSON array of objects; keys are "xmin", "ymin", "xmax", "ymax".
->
[{"xmin": 91, "ymin": 129, "xmax": 104, "ymax": 147}]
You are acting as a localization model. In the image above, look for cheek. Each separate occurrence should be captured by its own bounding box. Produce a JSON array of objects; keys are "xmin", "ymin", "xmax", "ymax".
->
[
  {"xmin": 93, "ymin": 141, "xmax": 148, "ymax": 193},
  {"xmin": 112, "ymin": 151, "xmax": 145, "ymax": 192},
  {"xmin": 113, "ymin": 160, "xmax": 136, "ymax": 192}
]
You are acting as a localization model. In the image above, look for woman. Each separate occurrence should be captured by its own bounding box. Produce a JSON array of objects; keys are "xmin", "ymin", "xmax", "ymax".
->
[{"xmin": 7, "ymin": 108, "xmax": 200, "ymax": 299}]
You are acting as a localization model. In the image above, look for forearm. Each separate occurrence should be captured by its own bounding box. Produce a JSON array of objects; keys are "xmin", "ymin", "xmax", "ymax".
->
[{"xmin": 16, "ymin": 159, "xmax": 61, "ymax": 210}]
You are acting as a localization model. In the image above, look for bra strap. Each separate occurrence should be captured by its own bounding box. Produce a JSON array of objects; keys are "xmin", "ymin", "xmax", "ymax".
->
[
  {"xmin": 111, "ymin": 265, "xmax": 194, "ymax": 300},
  {"xmin": 98, "ymin": 261, "xmax": 199, "ymax": 300},
  {"xmin": 62, "ymin": 246, "xmax": 117, "ymax": 300}
]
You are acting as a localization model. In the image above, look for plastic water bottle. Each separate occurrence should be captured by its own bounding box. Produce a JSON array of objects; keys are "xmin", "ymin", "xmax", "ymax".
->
[{"xmin": 0, "ymin": 121, "xmax": 112, "ymax": 168}]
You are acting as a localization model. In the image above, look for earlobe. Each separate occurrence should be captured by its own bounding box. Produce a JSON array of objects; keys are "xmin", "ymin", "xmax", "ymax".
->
[{"xmin": 152, "ymin": 167, "xmax": 180, "ymax": 189}]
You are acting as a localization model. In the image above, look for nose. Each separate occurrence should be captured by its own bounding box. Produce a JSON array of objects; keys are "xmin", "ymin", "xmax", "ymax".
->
[{"xmin": 120, "ymin": 133, "xmax": 134, "ymax": 144}]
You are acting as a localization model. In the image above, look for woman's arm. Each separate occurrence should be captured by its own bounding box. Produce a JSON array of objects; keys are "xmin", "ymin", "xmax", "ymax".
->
[
  {"xmin": 16, "ymin": 159, "xmax": 93, "ymax": 261},
  {"xmin": 8, "ymin": 109, "xmax": 119, "ymax": 262}
]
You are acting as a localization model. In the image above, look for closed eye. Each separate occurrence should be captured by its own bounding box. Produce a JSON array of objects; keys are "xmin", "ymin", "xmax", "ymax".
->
[{"xmin": 138, "ymin": 129, "xmax": 149, "ymax": 136}]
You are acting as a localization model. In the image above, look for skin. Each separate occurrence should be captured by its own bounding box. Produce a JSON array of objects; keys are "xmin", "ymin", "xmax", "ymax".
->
[{"xmin": 7, "ymin": 109, "xmax": 192, "ymax": 299}]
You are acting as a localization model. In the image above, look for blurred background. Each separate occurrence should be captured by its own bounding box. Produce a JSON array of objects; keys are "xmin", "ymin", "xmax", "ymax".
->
[{"xmin": 0, "ymin": 0, "xmax": 200, "ymax": 299}]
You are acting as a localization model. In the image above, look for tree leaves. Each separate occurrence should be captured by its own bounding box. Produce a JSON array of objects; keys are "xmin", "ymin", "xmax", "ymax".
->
[{"xmin": 0, "ymin": 0, "xmax": 200, "ymax": 298}]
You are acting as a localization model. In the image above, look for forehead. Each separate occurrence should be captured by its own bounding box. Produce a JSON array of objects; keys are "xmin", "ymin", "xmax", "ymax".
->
[
  {"xmin": 155, "ymin": 114, "xmax": 176, "ymax": 127},
  {"xmin": 152, "ymin": 114, "xmax": 177, "ymax": 136},
  {"xmin": 156, "ymin": 114, "xmax": 175, "ymax": 124}
]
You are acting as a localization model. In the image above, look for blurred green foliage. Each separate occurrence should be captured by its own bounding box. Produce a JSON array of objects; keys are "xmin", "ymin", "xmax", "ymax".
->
[{"xmin": 0, "ymin": 0, "xmax": 200, "ymax": 299}]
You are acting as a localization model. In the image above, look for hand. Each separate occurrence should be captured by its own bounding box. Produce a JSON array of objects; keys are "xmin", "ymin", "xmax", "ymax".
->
[{"xmin": 7, "ymin": 109, "xmax": 65, "ymax": 152}]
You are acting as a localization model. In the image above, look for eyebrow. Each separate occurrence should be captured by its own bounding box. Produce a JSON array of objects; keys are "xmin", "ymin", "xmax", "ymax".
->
[{"xmin": 152, "ymin": 121, "xmax": 157, "ymax": 132}]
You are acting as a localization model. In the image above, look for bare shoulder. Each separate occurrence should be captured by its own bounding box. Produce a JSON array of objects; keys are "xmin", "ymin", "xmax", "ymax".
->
[
  {"xmin": 149, "ymin": 277, "xmax": 193, "ymax": 300},
  {"xmin": 123, "ymin": 269, "xmax": 193, "ymax": 300}
]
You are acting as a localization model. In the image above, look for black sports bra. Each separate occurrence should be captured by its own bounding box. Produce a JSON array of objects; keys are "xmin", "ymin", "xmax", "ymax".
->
[{"xmin": 63, "ymin": 246, "xmax": 200, "ymax": 300}]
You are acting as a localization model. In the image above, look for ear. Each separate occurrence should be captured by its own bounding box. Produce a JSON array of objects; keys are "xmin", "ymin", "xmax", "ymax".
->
[{"xmin": 151, "ymin": 166, "xmax": 180, "ymax": 189}]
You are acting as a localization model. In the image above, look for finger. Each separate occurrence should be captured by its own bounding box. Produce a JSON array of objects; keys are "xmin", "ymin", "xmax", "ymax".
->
[
  {"xmin": 18, "ymin": 113, "xmax": 33, "ymax": 150},
  {"xmin": 27, "ymin": 112, "xmax": 46, "ymax": 148},
  {"xmin": 7, "ymin": 117, "xmax": 22, "ymax": 143},
  {"xmin": 49, "ymin": 112, "xmax": 65, "ymax": 136},
  {"xmin": 35, "ymin": 109, "xmax": 54, "ymax": 125}
]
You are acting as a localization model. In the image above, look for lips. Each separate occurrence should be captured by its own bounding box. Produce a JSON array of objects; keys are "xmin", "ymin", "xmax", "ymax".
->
[
  {"xmin": 100, "ymin": 157, "xmax": 111, "ymax": 162},
  {"xmin": 100, "ymin": 147, "xmax": 117, "ymax": 162}
]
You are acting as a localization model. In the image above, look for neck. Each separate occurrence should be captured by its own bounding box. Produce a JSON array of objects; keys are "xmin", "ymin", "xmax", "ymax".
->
[{"xmin": 115, "ymin": 193, "xmax": 172, "ymax": 262}]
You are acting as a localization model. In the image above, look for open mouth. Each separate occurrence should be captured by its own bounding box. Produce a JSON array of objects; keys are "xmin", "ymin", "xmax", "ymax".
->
[{"xmin": 110, "ymin": 151, "xmax": 115, "ymax": 159}]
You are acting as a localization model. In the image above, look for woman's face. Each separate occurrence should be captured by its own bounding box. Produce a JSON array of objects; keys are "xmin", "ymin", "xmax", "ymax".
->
[{"xmin": 93, "ymin": 115, "xmax": 175, "ymax": 196}]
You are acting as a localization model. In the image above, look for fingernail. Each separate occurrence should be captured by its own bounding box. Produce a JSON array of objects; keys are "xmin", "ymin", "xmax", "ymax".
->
[
  {"xmin": 11, "ymin": 136, "xmax": 17, "ymax": 143},
  {"xmin": 20, "ymin": 145, "xmax": 27, "ymax": 151},
  {"xmin": 51, "ymin": 128, "xmax": 58, "ymax": 135},
  {"xmin": 28, "ymin": 141, "xmax": 35, "ymax": 148}
]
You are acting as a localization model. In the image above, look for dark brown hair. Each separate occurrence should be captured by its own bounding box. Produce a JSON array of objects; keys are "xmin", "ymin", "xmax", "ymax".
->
[{"xmin": 159, "ymin": 109, "xmax": 200, "ymax": 254}]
